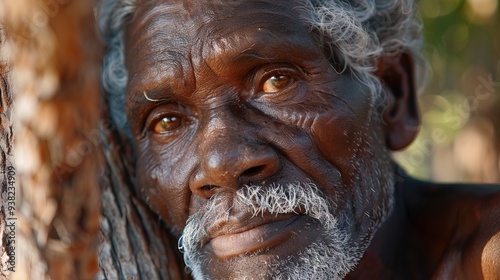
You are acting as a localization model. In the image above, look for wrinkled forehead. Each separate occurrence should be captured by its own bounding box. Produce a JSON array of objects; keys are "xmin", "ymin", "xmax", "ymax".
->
[
  {"xmin": 124, "ymin": 0, "xmax": 324, "ymax": 91},
  {"xmin": 125, "ymin": 0, "xmax": 314, "ymax": 59},
  {"xmin": 128, "ymin": 0, "xmax": 307, "ymax": 34}
]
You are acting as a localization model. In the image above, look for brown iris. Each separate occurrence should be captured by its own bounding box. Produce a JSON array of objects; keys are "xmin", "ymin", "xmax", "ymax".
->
[
  {"xmin": 262, "ymin": 75, "xmax": 292, "ymax": 93},
  {"xmin": 154, "ymin": 116, "xmax": 181, "ymax": 133}
]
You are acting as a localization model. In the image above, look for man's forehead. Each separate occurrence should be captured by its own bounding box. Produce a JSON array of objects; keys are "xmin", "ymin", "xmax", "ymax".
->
[
  {"xmin": 128, "ymin": 0, "xmax": 307, "ymax": 37},
  {"xmin": 125, "ymin": 0, "xmax": 319, "ymax": 87},
  {"xmin": 131, "ymin": 0, "xmax": 304, "ymax": 15}
]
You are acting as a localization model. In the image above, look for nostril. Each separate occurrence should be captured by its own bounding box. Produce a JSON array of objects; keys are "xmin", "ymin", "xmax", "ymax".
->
[
  {"xmin": 200, "ymin": 185, "xmax": 218, "ymax": 192},
  {"xmin": 195, "ymin": 184, "xmax": 220, "ymax": 199},
  {"xmin": 241, "ymin": 165, "xmax": 266, "ymax": 179}
]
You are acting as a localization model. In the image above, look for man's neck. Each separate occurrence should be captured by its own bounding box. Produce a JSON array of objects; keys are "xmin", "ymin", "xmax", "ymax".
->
[{"xmin": 346, "ymin": 168, "xmax": 434, "ymax": 279}]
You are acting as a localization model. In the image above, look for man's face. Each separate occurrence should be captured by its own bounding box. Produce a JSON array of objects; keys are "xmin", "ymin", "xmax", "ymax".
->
[{"xmin": 125, "ymin": 0, "xmax": 395, "ymax": 278}]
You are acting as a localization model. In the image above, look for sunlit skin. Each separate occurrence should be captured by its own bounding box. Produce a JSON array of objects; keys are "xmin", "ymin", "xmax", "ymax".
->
[{"xmin": 123, "ymin": 0, "xmax": 500, "ymax": 278}]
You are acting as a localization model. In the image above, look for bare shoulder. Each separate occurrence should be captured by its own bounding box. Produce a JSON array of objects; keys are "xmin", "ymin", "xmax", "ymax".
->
[
  {"xmin": 472, "ymin": 185, "xmax": 500, "ymax": 279},
  {"xmin": 413, "ymin": 180, "xmax": 500, "ymax": 279}
]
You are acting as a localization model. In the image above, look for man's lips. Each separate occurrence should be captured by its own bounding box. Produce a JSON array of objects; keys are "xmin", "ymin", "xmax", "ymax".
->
[{"xmin": 205, "ymin": 214, "xmax": 306, "ymax": 259}]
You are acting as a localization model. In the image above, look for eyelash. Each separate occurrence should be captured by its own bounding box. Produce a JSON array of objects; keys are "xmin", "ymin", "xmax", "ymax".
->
[
  {"xmin": 145, "ymin": 104, "xmax": 192, "ymax": 136},
  {"xmin": 248, "ymin": 65, "xmax": 304, "ymax": 103},
  {"xmin": 255, "ymin": 65, "xmax": 301, "ymax": 93},
  {"xmin": 149, "ymin": 113, "xmax": 182, "ymax": 130}
]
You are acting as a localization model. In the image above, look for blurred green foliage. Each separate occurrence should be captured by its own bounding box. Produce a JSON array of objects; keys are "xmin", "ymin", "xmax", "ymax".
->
[{"xmin": 395, "ymin": 0, "xmax": 500, "ymax": 182}]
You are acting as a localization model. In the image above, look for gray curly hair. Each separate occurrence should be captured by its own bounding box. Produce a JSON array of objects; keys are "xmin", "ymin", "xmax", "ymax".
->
[{"xmin": 98, "ymin": 0, "xmax": 423, "ymax": 134}]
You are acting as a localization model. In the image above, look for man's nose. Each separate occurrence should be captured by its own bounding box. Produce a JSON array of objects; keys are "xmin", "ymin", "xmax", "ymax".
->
[{"xmin": 189, "ymin": 133, "xmax": 280, "ymax": 199}]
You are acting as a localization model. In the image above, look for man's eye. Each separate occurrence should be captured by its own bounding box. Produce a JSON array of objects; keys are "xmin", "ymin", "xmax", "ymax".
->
[
  {"xmin": 262, "ymin": 74, "xmax": 292, "ymax": 93},
  {"xmin": 153, "ymin": 115, "xmax": 182, "ymax": 133}
]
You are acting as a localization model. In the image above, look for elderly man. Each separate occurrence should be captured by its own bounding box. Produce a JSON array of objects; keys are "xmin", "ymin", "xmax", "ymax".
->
[{"xmin": 99, "ymin": 0, "xmax": 500, "ymax": 279}]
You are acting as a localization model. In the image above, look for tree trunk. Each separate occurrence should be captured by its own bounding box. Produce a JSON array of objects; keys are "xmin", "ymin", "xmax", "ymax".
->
[
  {"xmin": 1, "ymin": 0, "xmax": 102, "ymax": 278},
  {"xmin": 0, "ymin": 27, "xmax": 14, "ymax": 279},
  {"xmin": 96, "ymin": 123, "xmax": 189, "ymax": 280},
  {"xmin": 0, "ymin": 0, "xmax": 189, "ymax": 279}
]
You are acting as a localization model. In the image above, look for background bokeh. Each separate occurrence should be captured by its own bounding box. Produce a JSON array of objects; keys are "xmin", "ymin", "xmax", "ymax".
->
[{"xmin": 395, "ymin": 0, "xmax": 500, "ymax": 183}]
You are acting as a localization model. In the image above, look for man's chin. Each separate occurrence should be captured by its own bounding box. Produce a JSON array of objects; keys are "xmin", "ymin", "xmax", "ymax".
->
[
  {"xmin": 185, "ymin": 218, "xmax": 362, "ymax": 280},
  {"xmin": 179, "ymin": 181, "xmax": 387, "ymax": 279}
]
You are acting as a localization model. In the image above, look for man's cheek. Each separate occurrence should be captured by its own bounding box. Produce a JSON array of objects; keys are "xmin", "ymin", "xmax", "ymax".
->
[
  {"xmin": 136, "ymin": 154, "xmax": 189, "ymax": 234},
  {"xmin": 308, "ymin": 86, "xmax": 371, "ymax": 159},
  {"xmin": 309, "ymin": 107, "xmax": 375, "ymax": 189},
  {"xmin": 310, "ymin": 112, "xmax": 357, "ymax": 163}
]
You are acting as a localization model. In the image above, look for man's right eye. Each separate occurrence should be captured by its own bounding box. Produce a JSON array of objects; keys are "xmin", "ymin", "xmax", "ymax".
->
[{"xmin": 153, "ymin": 115, "xmax": 182, "ymax": 134}]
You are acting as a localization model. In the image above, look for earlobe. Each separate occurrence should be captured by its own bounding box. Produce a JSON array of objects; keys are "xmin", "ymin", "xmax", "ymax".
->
[{"xmin": 376, "ymin": 53, "xmax": 421, "ymax": 151}]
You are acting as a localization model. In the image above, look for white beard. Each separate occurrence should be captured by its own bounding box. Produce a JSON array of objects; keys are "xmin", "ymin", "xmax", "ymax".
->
[{"xmin": 180, "ymin": 173, "xmax": 394, "ymax": 280}]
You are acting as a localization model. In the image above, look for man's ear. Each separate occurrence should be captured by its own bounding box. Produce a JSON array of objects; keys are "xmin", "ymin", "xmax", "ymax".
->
[{"xmin": 374, "ymin": 52, "xmax": 421, "ymax": 151}]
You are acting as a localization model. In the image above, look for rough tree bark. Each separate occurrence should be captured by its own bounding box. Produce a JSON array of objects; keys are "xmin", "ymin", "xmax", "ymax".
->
[
  {"xmin": 96, "ymin": 123, "xmax": 188, "ymax": 280},
  {"xmin": 0, "ymin": 25, "xmax": 14, "ymax": 279},
  {"xmin": 1, "ymin": 0, "xmax": 102, "ymax": 278},
  {"xmin": 0, "ymin": 0, "xmax": 189, "ymax": 279}
]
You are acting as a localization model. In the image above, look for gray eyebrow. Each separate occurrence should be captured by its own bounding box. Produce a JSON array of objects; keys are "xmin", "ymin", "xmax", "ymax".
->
[{"xmin": 143, "ymin": 91, "xmax": 165, "ymax": 102}]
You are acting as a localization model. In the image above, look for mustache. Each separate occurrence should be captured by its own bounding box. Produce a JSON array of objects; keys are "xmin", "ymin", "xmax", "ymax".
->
[
  {"xmin": 236, "ymin": 182, "xmax": 336, "ymax": 230},
  {"xmin": 179, "ymin": 182, "xmax": 337, "ymax": 255}
]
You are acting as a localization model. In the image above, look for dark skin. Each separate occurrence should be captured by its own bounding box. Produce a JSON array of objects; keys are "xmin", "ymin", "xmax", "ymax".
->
[
  {"xmin": 123, "ymin": 0, "xmax": 500, "ymax": 278},
  {"xmin": 347, "ymin": 173, "xmax": 500, "ymax": 279}
]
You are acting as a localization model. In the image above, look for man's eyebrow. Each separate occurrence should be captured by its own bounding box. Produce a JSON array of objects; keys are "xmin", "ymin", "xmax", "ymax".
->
[
  {"xmin": 126, "ymin": 88, "xmax": 175, "ymax": 121},
  {"xmin": 232, "ymin": 48, "xmax": 279, "ymax": 63},
  {"xmin": 143, "ymin": 89, "xmax": 174, "ymax": 103},
  {"xmin": 128, "ymin": 87, "xmax": 174, "ymax": 109},
  {"xmin": 229, "ymin": 37, "xmax": 321, "ymax": 67},
  {"xmin": 143, "ymin": 91, "xmax": 167, "ymax": 102}
]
